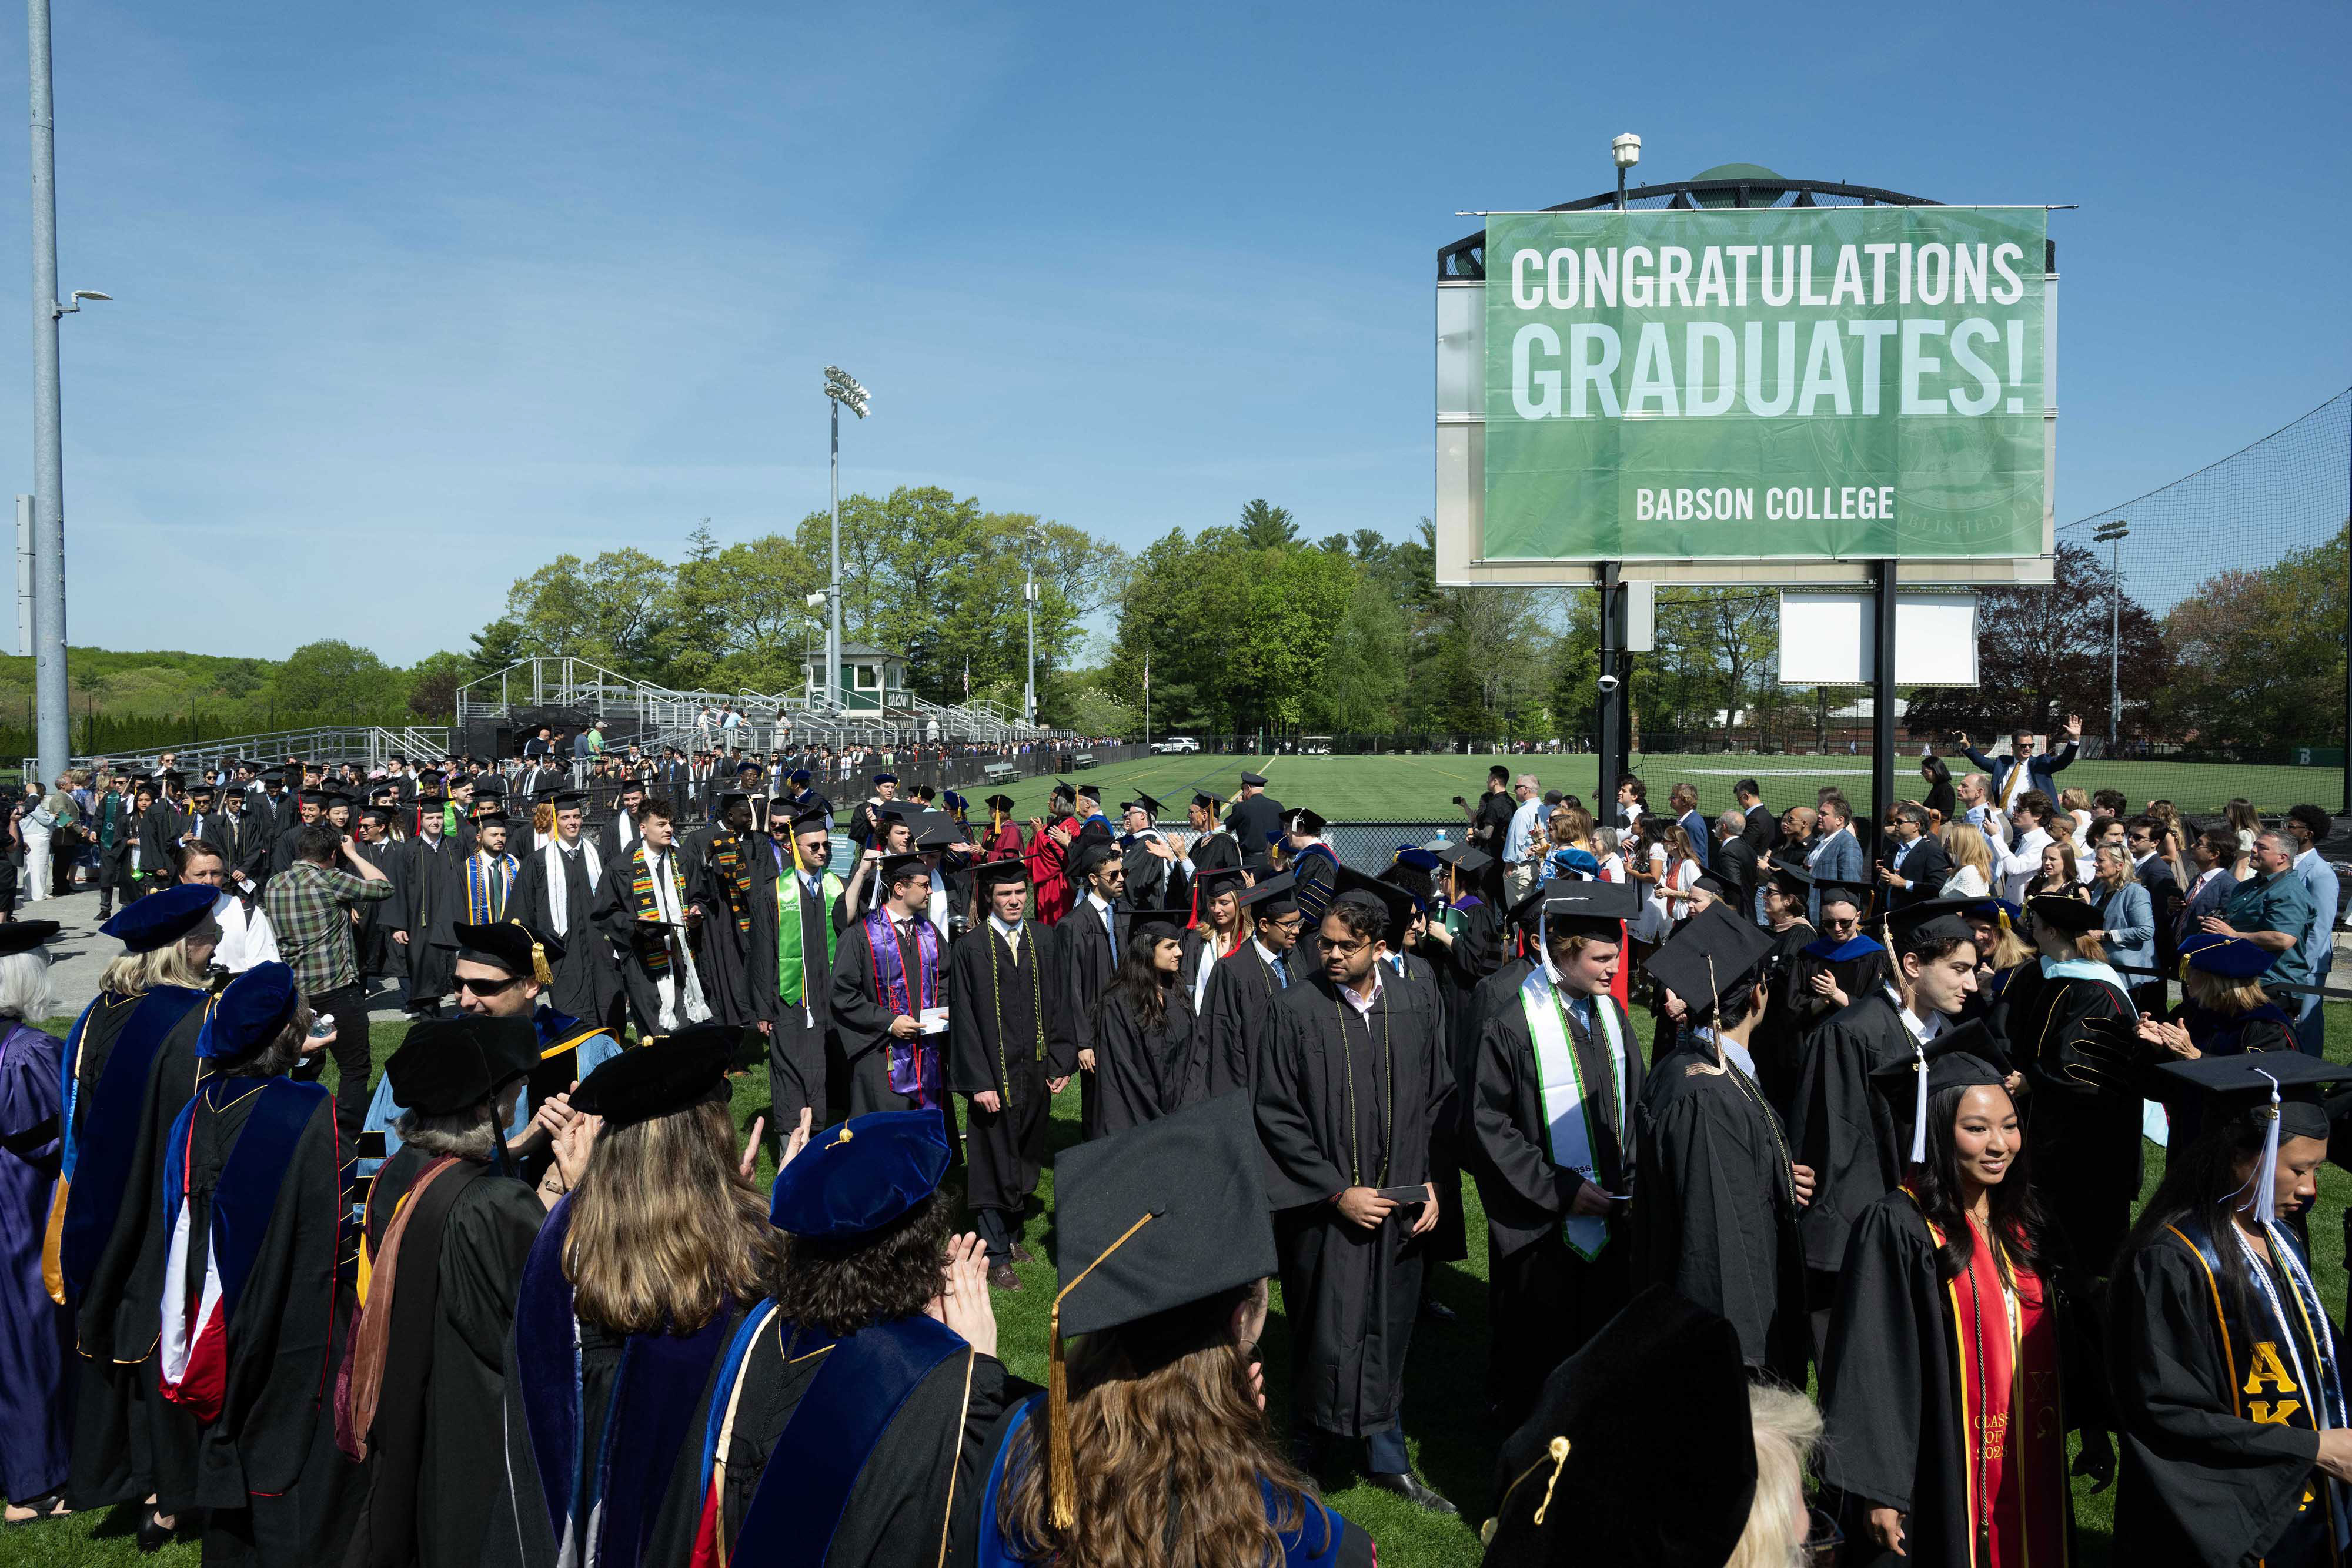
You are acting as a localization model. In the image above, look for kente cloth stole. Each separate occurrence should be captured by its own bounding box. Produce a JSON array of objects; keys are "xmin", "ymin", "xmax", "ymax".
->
[
  {"xmin": 465, "ymin": 851, "xmax": 518, "ymax": 924},
  {"xmin": 628, "ymin": 845, "xmax": 689, "ymax": 978},
  {"xmin": 1518, "ymin": 967, "xmax": 1626, "ymax": 1262},
  {"xmin": 711, "ymin": 834, "xmax": 751, "ymax": 935},
  {"xmin": 777, "ymin": 872, "xmax": 843, "ymax": 1009}
]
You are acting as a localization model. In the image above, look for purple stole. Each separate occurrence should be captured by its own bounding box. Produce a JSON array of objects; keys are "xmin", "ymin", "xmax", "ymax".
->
[
  {"xmin": 863, "ymin": 908, "xmax": 943, "ymax": 1107},
  {"xmin": 512, "ymin": 1198, "xmax": 736, "ymax": 1568}
]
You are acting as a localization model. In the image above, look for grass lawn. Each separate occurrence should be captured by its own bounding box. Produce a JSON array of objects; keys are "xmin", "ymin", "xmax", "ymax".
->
[
  {"xmin": 984, "ymin": 752, "xmax": 2344, "ymax": 830},
  {"xmin": 18, "ymin": 1007, "xmax": 2352, "ymax": 1567}
]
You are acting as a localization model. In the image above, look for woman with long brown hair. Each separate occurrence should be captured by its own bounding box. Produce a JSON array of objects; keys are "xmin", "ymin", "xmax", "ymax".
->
[
  {"xmin": 1094, "ymin": 913, "xmax": 1191, "ymax": 1133},
  {"xmin": 972, "ymin": 1094, "xmax": 1374, "ymax": 1568},
  {"xmin": 488, "ymin": 1029, "xmax": 777, "ymax": 1568}
]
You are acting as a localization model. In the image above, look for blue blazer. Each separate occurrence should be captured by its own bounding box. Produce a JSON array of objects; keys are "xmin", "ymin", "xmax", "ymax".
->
[
  {"xmin": 1960, "ymin": 741, "xmax": 2077, "ymax": 805},
  {"xmin": 2097, "ymin": 878, "xmax": 2155, "ymax": 980}
]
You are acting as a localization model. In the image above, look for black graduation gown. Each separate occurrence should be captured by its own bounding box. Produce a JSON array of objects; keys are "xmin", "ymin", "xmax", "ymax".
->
[
  {"xmin": 399, "ymin": 836, "xmax": 462, "ymax": 1004},
  {"xmin": 1389, "ymin": 947, "xmax": 1467, "ymax": 1263},
  {"xmin": 1197, "ymin": 941, "xmax": 1294, "ymax": 1105},
  {"xmin": 1783, "ymin": 932, "xmax": 1896, "ymax": 1041},
  {"xmin": 1632, "ymin": 1041, "xmax": 1809, "ymax": 1383},
  {"xmin": 640, "ymin": 1315, "xmax": 1028, "ymax": 1568},
  {"xmin": 346, "ymin": 1164, "xmax": 544, "ymax": 1568},
  {"xmin": 1822, "ymin": 1193, "xmax": 2093, "ymax": 1568},
  {"xmin": 179, "ymin": 807, "xmax": 239, "ymax": 864},
  {"xmin": 1469, "ymin": 977, "xmax": 1643, "ymax": 1402},
  {"xmin": 2110, "ymin": 1221, "xmax": 2339, "ymax": 1568},
  {"xmin": 1994, "ymin": 961, "xmax": 2141, "ymax": 1277},
  {"xmin": 588, "ymin": 845, "xmax": 715, "ymax": 1039},
  {"xmin": 235, "ymin": 799, "xmax": 279, "ymax": 884},
  {"xmin": 136, "ymin": 802, "xmax": 185, "ymax": 886},
  {"xmin": 64, "ymin": 987, "xmax": 211, "ymax": 1514},
  {"xmin": 1188, "ymin": 825, "xmax": 1242, "ymax": 878},
  {"xmin": 749, "ymin": 852, "xmax": 850, "ymax": 1129},
  {"xmin": 353, "ymin": 844, "xmax": 412, "ymax": 983},
  {"xmin": 507, "ymin": 840, "xmax": 620, "ymax": 1025},
  {"xmin": 1255, "ymin": 973, "xmax": 1452, "ymax": 1438},
  {"xmin": 686, "ymin": 830, "xmax": 762, "ymax": 1027},
  {"xmin": 946, "ymin": 922, "xmax": 1065, "ymax": 1215},
  {"xmin": 1751, "ymin": 920, "xmax": 1819, "ymax": 1126},
  {"xmin": 1786, "ymin": 991, "xmax": 1915, "ymax": 1276},
  {"xmin": 1094, "ymin": 984, "xmax": 1193, "ymax": 1136},
  {"xmin": 2176, "ymin": 998, "xmax": 2299, "ymax": 1058},
  {"xmin": 155, "ymin": 1078, "xmax": 362, "ymax": 1565},
  {"xmin": 1121, "ymin": 830, "xmax": 1177, "ymax": 910},
  {"xmin": 1058, "ymin": 897, "xmax": 1127, "ymax": 1140},
  {"xmin": 828, "ymin": 912, "xmax": 951, "ymax": 1120}
]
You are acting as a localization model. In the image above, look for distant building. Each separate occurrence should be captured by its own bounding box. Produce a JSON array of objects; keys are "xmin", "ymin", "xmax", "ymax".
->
[{"xmin": 802, "ymin": 643, "xmax": 910, "ymax": 713}]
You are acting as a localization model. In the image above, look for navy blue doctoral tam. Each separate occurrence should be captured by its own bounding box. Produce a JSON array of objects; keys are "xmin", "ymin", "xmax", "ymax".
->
[
  {"xmin": 101, "ymin": 882, "xmax": 218, "ymax": 953},
  {"xmin": 196, "ymin": 961, "xmax": 300, "ymax": 1060},
  {"xmin": 769, "ymin": 1110, "xmax": 952, "ymax": 1240}
]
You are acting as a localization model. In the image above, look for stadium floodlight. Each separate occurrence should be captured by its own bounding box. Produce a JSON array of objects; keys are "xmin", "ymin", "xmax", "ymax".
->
[{"xmin": 821, "ymin": 365, "xmax": 872, "ymax": 708}]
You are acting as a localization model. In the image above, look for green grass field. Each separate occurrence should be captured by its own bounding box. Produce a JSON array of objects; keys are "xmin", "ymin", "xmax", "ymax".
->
[
  {"xmin": 985, "ymin": 751, "xmax": 2344, "ymax": 828},
  {"xmin": 20, "ymin": 1006, "xmax": 2352, "ymax": 1568}
]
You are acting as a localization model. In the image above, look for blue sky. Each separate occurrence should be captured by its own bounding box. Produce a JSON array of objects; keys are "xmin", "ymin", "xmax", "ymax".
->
[{"xmin": 0, "ymin": 1, "xmax": 2343, "ymax": 665}]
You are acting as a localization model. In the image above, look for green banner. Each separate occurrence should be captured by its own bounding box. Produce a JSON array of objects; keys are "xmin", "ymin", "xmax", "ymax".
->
[{"xmin": 1482, "ymin": 206, "xmax": 2047, "ymax": 561}]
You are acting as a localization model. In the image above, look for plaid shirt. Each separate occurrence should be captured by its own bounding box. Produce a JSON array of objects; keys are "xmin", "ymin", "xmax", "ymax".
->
[{"xmin": 262, "ymin": 858, "xmax": 393, "ymax": 994}]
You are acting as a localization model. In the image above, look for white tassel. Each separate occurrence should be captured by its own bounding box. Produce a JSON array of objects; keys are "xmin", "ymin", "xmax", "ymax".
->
[
  {"xmin": 1909, "ymin": 1042, "xmax": 1929, "ymax": 1165},
  {"xmin": 2250, "ymin": 1067, "xmax": 2284, "ymax": 1225}
]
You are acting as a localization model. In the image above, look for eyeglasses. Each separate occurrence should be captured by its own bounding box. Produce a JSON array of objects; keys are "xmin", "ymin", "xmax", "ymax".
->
[
  {"xmin": 1321, "ymin": 935, "xmax": 1375, "ymax": 956},
  {"xmin": 455, "ymin": 974, "xmax": 526, "ymax": 997},
  {"xmin": 1823, "ymin": 917, "xmax": 1859, "ymax": 932}
]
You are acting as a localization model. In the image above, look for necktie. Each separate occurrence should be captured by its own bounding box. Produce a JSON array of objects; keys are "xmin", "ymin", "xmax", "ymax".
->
[
  {"xmin": 1274, "ymin": 953, "xmax": 1288, "ymax": 989},
  {"xmin": 1570, "ymin": 996, "xmax": 1593, "ymax": 1036}
]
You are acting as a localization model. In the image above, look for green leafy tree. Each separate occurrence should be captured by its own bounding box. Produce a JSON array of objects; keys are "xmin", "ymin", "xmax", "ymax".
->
[
  {"xmin": 1238, "ymin": 499, "xmax": 1298, "ymax": 551},
  {"xmin": 405, "ymin": 651, "xmax": 473, "ymax": 722},
  {"xmin": 272, "ymin": 640, "xmax": 400, "ymax": 720},
  {"xmin": 504, "ymin": 549, "xmax": 674, "ymax": 674},
  {"xmin": 469, "ymin": 617, "xmax": 526, "ymax": 676},
  {"xmin": 2155, "ymin": 527, "xmax": 2347, "ymax": 752}
]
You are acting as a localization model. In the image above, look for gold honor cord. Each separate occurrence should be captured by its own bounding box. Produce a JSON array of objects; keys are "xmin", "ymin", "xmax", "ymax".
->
[
  {"xmin": 1483, "ymin": 1436, "xmax": 1573, "ymax": 1545},
  {"xmin": 1332, "ymin": 989, "xmax": 1394, "ymax": 1188}
]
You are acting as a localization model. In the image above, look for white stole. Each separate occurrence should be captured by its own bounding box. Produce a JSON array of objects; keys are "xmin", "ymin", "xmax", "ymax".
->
[
  {"xmin": 539, "ymin": 837, "xmax": 603, "ymax": 937},
  {"xmin": 1518, "ymin": 966, "xmax": 1626, "ymax": 1261}
]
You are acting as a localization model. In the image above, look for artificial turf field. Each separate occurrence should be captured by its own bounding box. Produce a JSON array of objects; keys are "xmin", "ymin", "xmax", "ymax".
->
[
  {"xmin": 25, "ymin": 1007, "xmax": 2352, "ymax": 1568},
  {"xmin": 984, "ymin": 750, "xmax": 2348, "ymax": 826}
]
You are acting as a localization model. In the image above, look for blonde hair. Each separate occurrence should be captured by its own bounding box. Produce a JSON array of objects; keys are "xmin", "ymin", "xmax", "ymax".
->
[
  {"xmin": 2184, "ymin": 964, "xmax": 2269, "ymax": 1015},
  {"xmin": 1940, "ymin": 820, "xmax": 1992, "ymax": 881},
  {"xmin": 101, "ymin": 928, "xmax": 219, "ymax": 997},
  {"xmin": 2059, "ymin": 786, "xmax": 2090, "ymax": 814},
  {"xmin": 564, "ymin": 1099, "xmax": 780, "ymax": 1335},
  {"xmin": 1725, "ymin": 1384, "xmax": 1822, "ymax": 1568}
]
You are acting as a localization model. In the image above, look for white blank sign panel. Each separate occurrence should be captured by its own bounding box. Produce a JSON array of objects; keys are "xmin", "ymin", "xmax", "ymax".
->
[{"xmin": 1776, "ymin": 593, "xmax": 1979, "ymax": 687}]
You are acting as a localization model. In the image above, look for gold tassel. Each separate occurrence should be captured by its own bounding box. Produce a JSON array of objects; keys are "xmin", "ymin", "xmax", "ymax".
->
[
  {"xmin": 1047, "ymin": 1212, "xmax": 1158, "ymax": 1530},
  {"xmin": 1531, "ymin": 1436, "xmax": 1572, "ymax": 1524}
]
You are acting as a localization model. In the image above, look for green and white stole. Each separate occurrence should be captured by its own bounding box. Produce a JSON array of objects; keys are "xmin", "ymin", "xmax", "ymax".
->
[
  {"xmin": 777, "ymin": 869, "xmax": 843, "ymax": 1012},
  {"xmin": 1518, "ymin": 965, "xmax": 1626, "ymax": 1262}
]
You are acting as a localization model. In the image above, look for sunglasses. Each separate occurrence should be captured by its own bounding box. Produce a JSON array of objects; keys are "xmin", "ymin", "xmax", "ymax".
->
[{"xmin": 455, "ymin": 974, "xmax": 526, "ymax": 997}]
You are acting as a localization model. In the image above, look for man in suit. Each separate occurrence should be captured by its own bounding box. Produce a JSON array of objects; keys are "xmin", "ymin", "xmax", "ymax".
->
[
  {"xmin": 1713, "ymin": 810, "xmax": 1761, "ymax": 920},
  {"xmin": 1735, "ymin": 779, "xmax": 1777, "ymax": 923},
  {"xmin": 1955, "ymin": 714, "xmax": 2082, "ymax": 818},
  {"xmin": 2176, "ymin": 827, "xmax": 2240, "ymax": 948},
  {"xmin": 1875, "ymin": 803, "xmax": 1950, "ymax": 910},
  {"xmin": 1804, "ymin": 794, "xmax": 1864, "ymax": 924}
]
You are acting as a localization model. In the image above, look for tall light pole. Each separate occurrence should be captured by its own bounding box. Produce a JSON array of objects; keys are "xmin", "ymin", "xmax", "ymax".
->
[
  {"xmin": 2094, "ymin": 519, "xmax": 2130, "ymax": 753},
  {"xmin": 821, "ymin": 366, "xmax": 868, "ymax": 711},
  {"xmin": 26, "ymin": 0, "xmax": 105, "ymax": 783},
  {"xmin": 1022, "ymin": 533, "xmax": 1037, "ymax": 728},
  {"xmin": 1612, "ymin": 132, "xmax": 1640, "ymax": 210}
]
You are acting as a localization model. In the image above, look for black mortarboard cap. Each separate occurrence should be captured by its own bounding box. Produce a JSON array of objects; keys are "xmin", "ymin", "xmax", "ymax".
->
[
  {"xmin": 2026, "ymin": 892, "xmax": 2100, "ymax": 935},
  {"xmin": 1644, "ymin": 903, "xmax": 1775, "ymax": 1019},
  {"xmin": 2152, "ymin": 1053, "xmax": 2351, "ymax": 1144},
  {"xmin": 984, "ymin": 794, "xmax": 1015, "ymax": 812},
  {"xmin": 1886, "ymin": 901, "xmax": 1977, "ymax": 955},
  {"xmin": 1128, "ymin": 907, "xmax": 1190, "ymax": 945},
  {"xmin": 1867, "ymin": 1024, "xmax": 2007, "ymax": 1116},
  {"xmin": 1334, "ymin": 865, "xmax": 1416, "ymax": 949},
  {"xmin": 1124, "ymin": 792, "xmax": 1163, "ymax": 818},
  {"xmin": 973, "ymin": 857, "xmax": 1031, "ymax": 888},
  {"xmin": 1070, "ymin": 840, "xmax": 1121, "ymax": 880},
  {"xmin": 1421, "ymin": 839, "xmax": 1495, "ymax": 877},
  {"xmin": 1285, "ymin": 807, "xmax": 1326, "ymax": 837},
  {"xmin": 1238, "ymin": 872, "xmax": 1298, "ymax": 914},
  {"xmin": 1766, "ymin": 860, "xmax": 1813, "ymax": 897},
  {"xmin": 473, "ymin": 775, "xmax": 506, "ymax": 798},
  {"xmin": 1050, "ymin": 781, "xmax": 1076, "ymax": 803},
  {"xmin": 876, "ymin": 851, "xmax": 928, "ymax": 886},
  {"xmin": 1538, "ymin": 879, "xmax": 1641, "ymax": 935},
  {"xmin": 569, "ymin": 1032, "xmax": 733, "ymax": 1127},
  {"xmin": 1816, "ymin": 880, "xmax": 1868, "ymax": 911},
  {"xmin": 1192, "ymin": 792, "xmax": 1222, "ymax": 811},
  {"xmin": 385, "ymin": 1015, "xmax": 542, "ymax": 1116},
  {"xmin": 1192, "ymin": 865, "xmax": 1247, "ymax": 902},
  {"xmin": 717, "ymin": 791, "xmax": 750, "ymax": 810},
  {"xmin": 453, "ymin": 920, "xmax": 563, "ymax": 983},
  {"xmin": 787, "ymin": 804, "xmax": 831, "ymax": 834},
  {"xmin": 913, "ymin": 818, "xmax": 965, "ymax": 851},
  {"xmin": 552, "ymin": 791, "xmax": 587, "ymax": 810},
  {"xmin": 1484, "ymin": 1286, "xmax": 1756, "ymax": 1568},
  {"xmin": 0, "ymin": 919, "xmax": 58, "ymax": 955},
  {"xmin": 471, "ymin": 810, "xmax": 513, "ymax": 828}
]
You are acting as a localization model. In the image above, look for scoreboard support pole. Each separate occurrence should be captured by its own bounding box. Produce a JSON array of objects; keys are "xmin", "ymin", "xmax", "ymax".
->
[{"xmin": 1869, "ymin": 557, "xmax": 1898, "ymax": 872}]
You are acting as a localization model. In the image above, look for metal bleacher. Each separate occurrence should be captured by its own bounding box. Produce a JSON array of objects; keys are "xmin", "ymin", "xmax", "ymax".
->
[{"xmin": 455, "ymin": 656, "xmax": 1060, "ymax": 752}]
